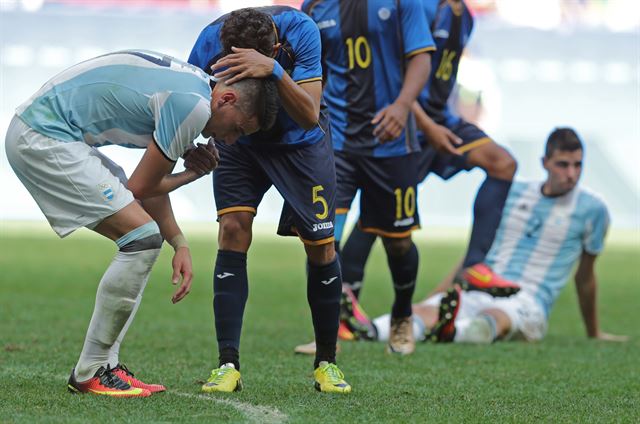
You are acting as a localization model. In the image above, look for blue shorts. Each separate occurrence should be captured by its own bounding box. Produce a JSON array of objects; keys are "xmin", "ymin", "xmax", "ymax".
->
[
  {"xmin": 213, "ymin": 125, "xmax": 336, "ymax": 246},
  {"xmin": 417, "ymin": 119, "xmax": 492, "ymax": 182},
  {"xmin": 335, "ymin": 151, "xmax": 420, "ymax": 239}
]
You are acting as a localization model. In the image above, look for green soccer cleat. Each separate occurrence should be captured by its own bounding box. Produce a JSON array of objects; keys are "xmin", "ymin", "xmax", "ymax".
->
[
  {"xmin": 313, "ymin": 362, "xmax": 351, "ymax": 394},
  {"xmin": 201, "ymin": 364, "xmax": 243, "ymax": 393}
]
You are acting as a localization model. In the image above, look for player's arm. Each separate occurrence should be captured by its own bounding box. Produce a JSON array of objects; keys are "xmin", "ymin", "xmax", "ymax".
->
[
  {"xmin": 411, "ymin": 102, "xmax": 462, "ymax": 155},
  {"xmin": 574, "ymin": 251, "xmax": 628, "ymax": 342},
  {"xmin": 212, "ymin": 49, "xmax": 321, "ymax": 130},
  {"xmin": 140, "ymin": 195, "xmax": 193, "ymax": 304},
  {"xmin": 372, "ymin": 53, "xmax": 431, "ymax": 142},
  {"xmin": 128, "ymin": 139, "xmax": 216, "ymax": 199}
]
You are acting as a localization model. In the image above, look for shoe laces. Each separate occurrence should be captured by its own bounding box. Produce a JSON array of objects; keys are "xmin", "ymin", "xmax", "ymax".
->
[
  {"xmin": 116, "ymin": 363, "xmax": 134, "ymax": 377},
  {"xmin": 319, "ymin": 363, "xmax": 344, "ymax": 384},
  {"xmin": 392, "ymin": 318, "xmax": 412, "ymax": 344},
  {"xmin": 207, "ymin": 366, "xmax": 235, "ymax": 384},
  {"xmin": 98, "ymin": 365, "xmax": 130, "ymax": 390}
]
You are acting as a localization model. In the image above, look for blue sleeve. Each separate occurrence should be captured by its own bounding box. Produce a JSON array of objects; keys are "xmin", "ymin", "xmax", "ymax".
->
[
  {"xmin": 188, "ymin": 25, "xmax": 223, "ymax": 71},
  {"xmin": 583, "ymin": 201, "xmax": 610, "ymax": 255},
  {"xmin": 288, "ymin": 14, "xmax": 323, "ymax": 83},
  {"xmin": 400, "ymin": 0, "xmax": 435, "ymax": 57}
]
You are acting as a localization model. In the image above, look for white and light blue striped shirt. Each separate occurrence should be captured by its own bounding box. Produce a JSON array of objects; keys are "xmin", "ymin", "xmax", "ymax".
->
[
  {"xmin": 486, "ymin": 181, "xmax": 609, "ymax": 316},
  {"xmin": 16, "ymin": 50, "xmax": 212, "ymax": 161}
]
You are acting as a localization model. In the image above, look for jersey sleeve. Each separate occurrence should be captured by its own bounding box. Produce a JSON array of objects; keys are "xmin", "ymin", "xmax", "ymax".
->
[
  {"xmin": 188, "ymin": 25, "xmax": 223, "ymax": 72},
  {"xmin": 400, "ymin": 0, "xmax": 436, "ymax": 58},
  {"xmin": 151, "ymin": 92, "xmax": 210, "ymax": 161},
  {"xmin": 582, "ymin": 199, "xmax": 610, "ymax": 255},
  {"xmin": 288, "ymin": 14, "xmax": 323, "ymax": 84}
]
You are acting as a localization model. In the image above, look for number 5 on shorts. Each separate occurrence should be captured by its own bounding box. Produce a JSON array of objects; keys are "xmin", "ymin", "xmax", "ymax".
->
[{"xmin": 313, "ymin": 185, "xmax": 328, "ymax": 219}]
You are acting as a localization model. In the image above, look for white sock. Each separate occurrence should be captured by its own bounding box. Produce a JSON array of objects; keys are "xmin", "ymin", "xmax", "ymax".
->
[
  {"xmin": 453, "ymin": 315, "xmax": 497, "ymax": 344},
  {"xmin": 373, "ymin": 313, "xmax": 426, "ymax": 342},
  {"xmin": 74, "ymin": 248, "xmax": 160, "ymax": 381},
  {"xmin": 107, "ymin": 278, "xmax": 149, "ymax": 369}
]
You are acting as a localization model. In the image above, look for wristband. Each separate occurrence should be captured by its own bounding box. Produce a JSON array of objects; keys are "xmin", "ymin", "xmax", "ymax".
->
[
  {"xmin": 168, "ymin": 234, "xmax": 189, "ymax": 251},
  {"xmin": 272, "ymin": 61, "xmax": 284, "ymax": 81}
]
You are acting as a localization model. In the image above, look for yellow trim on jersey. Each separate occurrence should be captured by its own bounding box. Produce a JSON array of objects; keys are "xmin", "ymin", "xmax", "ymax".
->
[
  {"xmin": 456, "ymin": 137, "xmax": 492, "ymax": 154},
  {"xmin": 217, "ymin": 206, "xmax": 257, "ymax": 217},
  {"xmin": 405, "ymin": 46, "xmax": 436, "ymax": 58},
  {"xmin": 336, "ymin": 208, "xmax": 350, "ymax": 215},
  {"xmin": 359, "ymin": 225, "xmax": 420, "ymax": 238},
  {"xmin": 296, "ymin": 77, "xmax": 323, "ymax": 85}
]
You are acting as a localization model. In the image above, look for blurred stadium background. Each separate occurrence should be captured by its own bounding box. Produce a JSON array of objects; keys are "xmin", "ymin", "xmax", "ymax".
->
[{"xmin": 1, "ymin": 0, "xmax": 638, "ymax": 232}]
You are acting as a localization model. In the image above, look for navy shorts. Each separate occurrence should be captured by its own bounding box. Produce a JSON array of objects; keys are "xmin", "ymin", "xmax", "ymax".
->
[
  {"xmin": 335, "ymin": 151, "xmax": 420, "ymax": 239},
  {"xmin": 417, "ymin": 119, "xmax": 492, "ymax": 182},
  {"xmin": 213, "ymin": 129, "xmax": 336, "ymax": 245}
]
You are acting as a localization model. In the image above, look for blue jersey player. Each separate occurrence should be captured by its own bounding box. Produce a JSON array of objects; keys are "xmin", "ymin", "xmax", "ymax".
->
[
  {"xmin": 338, "ymin": 0, "xmax": 518, "ymax": 320},
  {"xmin": 188, "ymin": 7, "xmax": 351, "ymax": 393},
  {"xmin": 303, "ymin": 0, "xmax": 434, "ymax": 355},
  {"xmin": 5, "ymin": 50, "xmax": 276, "ymax": 397}
]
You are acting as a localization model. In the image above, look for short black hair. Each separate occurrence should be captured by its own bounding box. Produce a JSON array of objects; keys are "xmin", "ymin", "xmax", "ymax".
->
[
  {"xmin": 232, "ymin": 77, "xmax": 280, "ymax": 131},
  {"xmin": 545, "ymin": 127, "xmax": 583, "ymax": 158},
  {"xmin": 220, "ymin": 8, "xmax": 276, "ymax": 57}
]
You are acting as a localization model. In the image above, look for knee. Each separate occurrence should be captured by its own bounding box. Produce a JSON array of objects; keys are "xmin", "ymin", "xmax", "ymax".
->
[
  {"xmin": 305, "ymin": 242, "xmax": 336, "ymax": 266},
  {"xmin": 485, "ymin": 148, "xmax": 517, "ymax": 180},
  {"xmin": 218, "ymin": 213, "xmax": 253, "ymax": 251},
  {"xmin": 382, "ymin": 236, "xmax": 412, "ymax": 257}
]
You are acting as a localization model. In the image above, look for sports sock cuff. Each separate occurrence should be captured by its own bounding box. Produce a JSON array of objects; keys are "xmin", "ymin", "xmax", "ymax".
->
[
  {"xmin": 116, "ymin": 221, "xmax": 161, "ymax": 250},
  {"xmin": 479, "ymin": 313, "xmax": 498, "ymax": 340},
  {"xmin": 217, "ymin": 250, "xmax": 247, "ymax": 267}
]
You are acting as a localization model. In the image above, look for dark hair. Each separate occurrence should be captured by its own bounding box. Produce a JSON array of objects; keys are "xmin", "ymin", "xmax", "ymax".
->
[
  {"xmin": 232, "ymin": 77, "xmax": 280, "ymax": 131},
  {"xmin": 220, "ymin": 8, "xmax": 276, "ymax": 57},
  {"xmin": 545, "ymin": 127, "xmax": 583, "ymax": 158}
]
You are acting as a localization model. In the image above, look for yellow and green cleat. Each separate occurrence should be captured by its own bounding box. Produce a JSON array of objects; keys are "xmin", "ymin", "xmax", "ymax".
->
[
  {"xmin": 313, "ymin": 362, "xmax": 351, "ymax": 394},
  {"xmin": 201, "ymin": 364, "xmax": 243, "ymax": 393}
]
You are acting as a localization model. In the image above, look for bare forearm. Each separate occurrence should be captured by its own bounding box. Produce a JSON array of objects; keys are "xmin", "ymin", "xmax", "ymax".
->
[
  {"xmin": 132, "ymin": 170, "xmax": 198, "ymax": 199},
  {"xmin": 412, "ymin": 101, "xmax": 435, "ymax": 132},
  {"xmin": 396, "ymin": 53, "xmax": 430, "ymax": 107},
  {"xmin": 575, "ymin": 275, "xmax": 599, "ymax": 337},
  {"xmin": 277, "ymin": 73, "xmax": 319, "ymax": 129},
  {"xmin": 140, "ymin": 195, "xmax": 182, "ymax": 241}
]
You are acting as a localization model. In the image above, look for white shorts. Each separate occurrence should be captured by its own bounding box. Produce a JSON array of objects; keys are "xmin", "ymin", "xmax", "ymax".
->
[
  {"xmin": 424, "ymin": 290, "xmax": 548, "ymax": 342},
  {"xmin": 5, "ymin": 115, "xmax": 134, "ymax": 237}
]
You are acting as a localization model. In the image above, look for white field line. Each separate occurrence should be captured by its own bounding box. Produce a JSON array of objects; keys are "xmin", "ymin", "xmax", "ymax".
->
[
  {"xmin": 0, "ymin": 366, "xmax": 287, "ymax": 423},
  {"xmin": 170, "ymin": 391, "xmax": 287, "ymax": 424}
]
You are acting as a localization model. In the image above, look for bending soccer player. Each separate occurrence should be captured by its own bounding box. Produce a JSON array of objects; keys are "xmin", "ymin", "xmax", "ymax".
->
[
  {"xmin": 371, "ymin": 128, "xmax": 628, "ymax": 344},
  {"xmin": 338, "ymin": 0, "xmax": 518, "ymax": 335},
  {"xmin": 5, "ymin": 50, "xmax": 277, "ymax": 397},
  {"xmin": 188, "ymin": 7, "xmax": 351, "ymax": 393},
  {"xmin": 303, "ymin": 0, "xmax": 435, "ymax": 356}
]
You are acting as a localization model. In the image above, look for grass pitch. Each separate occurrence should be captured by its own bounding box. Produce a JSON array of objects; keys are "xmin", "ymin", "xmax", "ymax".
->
[{"xmin": 1, "ymin": 224, "xmax": 639, "ymax": 423}]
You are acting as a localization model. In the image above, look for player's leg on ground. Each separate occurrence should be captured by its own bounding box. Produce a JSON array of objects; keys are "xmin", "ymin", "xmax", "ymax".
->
[
  {"xmin": 340, "ymin": 223, "xmax": 377, "ymax": 298},
  {"xmin": 453, "ymin": 308, "xmax": 510, "ymax": 344},
  {"xmin": 462, "ymin": 142, "xmax": 516, "ymax": 268},
  {"xmin": 75, "ymin": 202, "xmax": 162, "ymax": 383},
  {"xmin": 382, "ymin": 235, "xmax": 419, "ymax": 354},
  {"xmin": 305, "ymin": 242, "xmax": 341, "ymax": 368},
  {"xmin": 213, "ymin": 211, "xmax": 253, "ymax": 371}
]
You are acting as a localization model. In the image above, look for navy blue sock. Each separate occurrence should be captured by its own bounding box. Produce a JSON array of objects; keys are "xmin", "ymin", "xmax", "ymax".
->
[
  {"xmin": 341, "ymin": 226, "xmax": 377, "ymax": 298},
  {"xmin": 463, "ymin": 176, "xmax": 512, "ymax": 268},
  {"xmin": 307, "ymin": 258, "xmax": 342, "ymax": 368},
  {"xmin": 387, "ymin": 242, "xmax": 419, "ymax": 318},
  {"xmin": 213, "ymin": 250, "xmax": 248, "ymax": 370}
]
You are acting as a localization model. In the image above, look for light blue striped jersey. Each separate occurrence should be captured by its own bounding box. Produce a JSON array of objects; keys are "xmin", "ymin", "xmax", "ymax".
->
[
  {"xmin": 16, "ymin": 50, "xmax": 212, "ymax": 161},
  {"xmin": 485, "ymin": 181, "xmax": 610, "ymax": 316}
]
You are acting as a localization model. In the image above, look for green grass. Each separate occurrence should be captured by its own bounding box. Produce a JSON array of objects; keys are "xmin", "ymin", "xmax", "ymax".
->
[{"xmin": 1, "ymin": 226, "xmax": 639, "ymax": 423}]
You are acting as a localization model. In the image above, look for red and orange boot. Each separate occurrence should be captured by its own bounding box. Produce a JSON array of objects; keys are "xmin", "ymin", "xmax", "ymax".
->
[
  {"xmin": 461, "ymin": 263, "xmax": 520, "ymax": 297},
  {"xmin": 68, "ymin": 366, "xmax": 151, "ymax": 397},
  {"xmin": 113, "ymin": 363, "xmax": 166, "ymax": 393}
]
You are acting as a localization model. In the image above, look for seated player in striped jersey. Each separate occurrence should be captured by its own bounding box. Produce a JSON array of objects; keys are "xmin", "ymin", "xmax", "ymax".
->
[
  {"xmin": 5, "ymin": 50, "xmax": 278, "ymax": 397},
  {"xmin": 371, "ymin": 128, "xmax": 628, "ymax": 344}
]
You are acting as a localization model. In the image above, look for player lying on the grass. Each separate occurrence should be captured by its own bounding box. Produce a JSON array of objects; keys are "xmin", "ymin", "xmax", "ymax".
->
[
  {"xmin": 368, "ymin": 128, "xmax": 628, "ymax": 344},
  {"xmin": 337, "ymin": 0, "xmax": 519, "ymax": 340},
  {"xmin": 188, "ymin": 7, "xmax": 351, "ymax": 393},
  {"xmin": 5, "ymin": 49, "xmax": 278, "ymax": 397}
]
